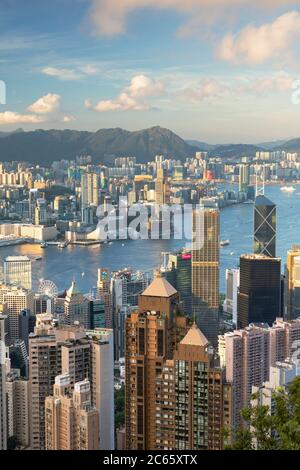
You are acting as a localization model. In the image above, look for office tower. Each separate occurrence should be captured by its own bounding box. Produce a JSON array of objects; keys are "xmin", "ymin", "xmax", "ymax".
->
[
  {"xmin": 162, "ymin": 251, "xmax": 192, "ymax": 316},
  {"xmin": 34, "ymin": 198, "xmax": 48, "ymax": 226},
  {"xmin": 6, "ymin": 370, "xmax": 29, "ymax": 448},
  {"xmin": 286, "ymin": 245, "xmax": 300, "ymax": 320},
  {"xmin": 88, "ymin": 297, "xmax": 106, "ymax": 328},
  {"xmin": 254, "ymin": 195, "xmax": 276, "ymax": 257},
  {"xmin": 220, "ymin": 325, "xmax": 270, "ymax": 434},
  {"xmin": 9, "ymin": 339, "xmax": 29, "ymax": 378},
  {"xmin": 0, "ymin": 286, "xmax": 34, "ymax": 342},
  {"xmin": 237, "ymin": 254, "xmax": 281, "ymax": 329},
  {"xmin": 192, "ymin": 205, "xmax": 220, "ymax": 345},
  {"xmin": 29, "ymin": 316, "xmax": 62, "ymax": 450},
  {"xmin": 238, "ymin": 164, "xmax": 250, "ymax": 193},
  {"xmin": 155, "ymin": 168, "xmax": 170, "ymax": 205},
  {"xmin": 81, "ymin": 172, "xmax": 99, "ymax": 224},
  {"xmin": 45, "ymin": 374, "xmax": 99, "ymax": 450},
  {"xmin": 18, "ymin": 309, "xmax": 35, "ymax": 352},
  {"xmin": 223, "ymin": 268, "xmax": 240, "ymax": 326},
  {"xmin": 64, "ymin": 281, "xmax": 90, "ymax": 328},
  {"xmin": 4, "ymin": 256, "xmax": 32, "ymax": 290},
  {"xmin": 97, "ymin": 269, "xmax": 113, "ymax": 328},
  {"xmin": 111, "ymin": 269, "xmax": 150, "ymax": 311},
  {"xmin": 0, "ymin": 315, "xmax": 7, "ymax": 450}
]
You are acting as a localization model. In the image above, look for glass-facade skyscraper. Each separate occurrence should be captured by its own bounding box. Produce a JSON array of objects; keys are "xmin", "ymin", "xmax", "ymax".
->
[{"xmin": 254, "ymin": 195, "xmax": 276, "ymax": 258}]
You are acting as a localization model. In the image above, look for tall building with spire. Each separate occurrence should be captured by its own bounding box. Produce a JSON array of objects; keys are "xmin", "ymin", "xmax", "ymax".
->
[{"xmin": 254, "ymin": 195, "xmax": 276, "ymax": 258}]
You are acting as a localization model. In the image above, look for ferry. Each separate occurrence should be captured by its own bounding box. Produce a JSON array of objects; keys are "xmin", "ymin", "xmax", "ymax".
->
[
  {"xmin": 220, "ymin": 240, "xmax": 230, "ymax": 247},
  {"xmin": 40, "ymin": 242, "xmax": 48, "ymax": 248},
  {"xmin": 58, "ymin": 242, "xmax": 67, "ymax": 248},
  {"xmin": 280, "ymin": 186, "xmax": 296, "ymax": 192}
]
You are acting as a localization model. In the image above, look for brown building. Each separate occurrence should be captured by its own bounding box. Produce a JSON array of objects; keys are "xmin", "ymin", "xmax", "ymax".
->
[
  {"xmin": 45, "ymin": 374, "xmax": 99, "ymax": 450},
  {"xmin": 125, "ymin": 277, "xmax": 226, "ymax": 450}
]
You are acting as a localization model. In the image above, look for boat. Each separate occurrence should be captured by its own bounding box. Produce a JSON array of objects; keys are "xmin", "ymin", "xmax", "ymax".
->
[
  {"xmin": 230, "ymin": 251, "xmax": 235, "ymax": 256},
  {"xmin": 280, "ymin": 186, "xmax": 296, "ymax": 192},
  {"xmin": 35, "ymin": 256, "xmax": 42, "ymax": 261},
  {"xmin": 40, "ymin": 242, "xmax": 48, "ymax": 248},
  {"xmin": 58, "ymin": 242, "xmax": 67, "ymax": 248},
  {"xmin": 220, "ymin": 240, "xmax": 230, "ymax": 247}
]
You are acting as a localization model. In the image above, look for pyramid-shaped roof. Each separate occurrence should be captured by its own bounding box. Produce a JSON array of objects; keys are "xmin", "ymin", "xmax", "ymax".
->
[
  {"xmin": 141, "ymin": 276, "xmax": 177, "ymax": 298},
  {"xmin": 255, "ymin": 195, "xmax": 275, "ymax": 207},
  {"xmin": 180, "ymin": 323, "xmax": 209, "ymax": 347}
]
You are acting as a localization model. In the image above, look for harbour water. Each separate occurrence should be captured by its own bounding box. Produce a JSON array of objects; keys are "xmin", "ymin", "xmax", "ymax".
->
[{"xmin": 0, "ymin": 185, "xmax": 299, "ymax": 293}]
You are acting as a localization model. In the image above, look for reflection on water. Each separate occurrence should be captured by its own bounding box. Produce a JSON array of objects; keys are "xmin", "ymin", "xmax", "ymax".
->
[{"xmin": 0, "ymin": 185, "xmax": 299, "ymax": 293}]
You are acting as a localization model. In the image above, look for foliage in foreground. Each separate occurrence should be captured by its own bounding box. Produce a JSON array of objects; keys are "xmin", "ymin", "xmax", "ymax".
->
[{"xmin": 228, "ymin": 376, "xmax": 300, "ymax": 450}]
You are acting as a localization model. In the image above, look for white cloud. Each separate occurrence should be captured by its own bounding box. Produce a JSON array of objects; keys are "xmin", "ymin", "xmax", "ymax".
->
[
  {"xmin": 87, "ymin": 0, "xmax": 299, "ymax": 36},
  {"xmin": 178, "ymin": 78, "xmax": 229, "ymax": 103},
  {"xmin": 86, "ymin": 74, "xmax": 164, "ymax": 112},
  {"xmin": 0, "ymin": 112, "xmax": 44, "ymax": 124},
  {"xmin": 42, "ymin": 66, "xmax": 83, "ymax": 81},
  {"xmin": 218, "ymin": 11, "xmax": 300, "ymax": 65},
  {"xmin": 27, "ymin": 93, "xmax": 61, "ymax": 114},
  {"xmin": 63, "ymin": 115, "xmax": 76, "ymax": 122}
]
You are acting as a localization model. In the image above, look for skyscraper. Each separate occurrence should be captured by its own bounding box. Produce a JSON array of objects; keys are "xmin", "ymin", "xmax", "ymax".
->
[
  {"xmin": 64, "ymin": 281, "xmax": 90, "ymax": 328},
  {"xmin": 0, "ymin": 315, "xmax": 7, "ymax": 450},
  {"xmin": 0, "ymin": 285, "xmax": 34, "ymax": 342},
  {"xmin": 237, "ymin": 254, "xmax": 281, "ymax": 329},
  {"xmin": 45, "ymin": 374, "xmax": 99, "ymax": 450},
  {"xmin": 286, "ymin": 245, "xmax": 300, "ymax": 320},
  {"xmin": 192, "ymin": 205, "xmax": 220, "ymax": 345},
  {"xmin": 81, "ymin": 172, "xmax": 99, "ymax": 224},
  {"xmin": 238, "ymin": 164, "xmax": 250, "ymax": 193},
  {"xmin": 6, "ymin": 371, "xmax": 29, "ymax": 448},
  {"xmin": 4, "ymin": 256, "xmax": 32, "ymax": 290},
  {"xmin": 155, "ymin": 168, "xmax": 170, "ymax": 205},
  {"xmin": 254, "ymin": 195, "xmax": 276, "ymax": 258},
  {"xmin": 97, "ymin": 268, "xmax": 113, "ymax": 328},
  {"xmin": 223, "ymin": 268, "xmax": 240, "ymax": 326}
]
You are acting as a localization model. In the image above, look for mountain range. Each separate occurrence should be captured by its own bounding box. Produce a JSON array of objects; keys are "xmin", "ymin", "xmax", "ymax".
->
[{"xmin": 0, "ymin": 126, "xmax": 299, "ymax": 165}]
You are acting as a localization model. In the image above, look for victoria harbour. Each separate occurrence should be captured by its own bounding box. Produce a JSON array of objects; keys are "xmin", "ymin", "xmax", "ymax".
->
[{"xmin": 0, "ymin": 184, "xmax": 299, "ymax": 294}]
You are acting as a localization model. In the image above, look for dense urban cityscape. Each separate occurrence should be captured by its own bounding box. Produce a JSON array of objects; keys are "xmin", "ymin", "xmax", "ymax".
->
[{"xmin": 2, "ymin": 0, "xmax": 300, "ymax": 460}]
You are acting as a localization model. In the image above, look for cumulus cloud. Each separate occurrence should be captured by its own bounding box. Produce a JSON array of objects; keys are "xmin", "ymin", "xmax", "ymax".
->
[
  {"xmin": 218, "ymin": 11, "xmax": 300, "ymax": 65},
  {"xmin": 0, "ymin": 112, "xmax": 44, "ymax": 125},
  {"xmin": 178, "ymin": 78, "xmax": 229, "ymax": 103},
  {"xmin": 87, "ymin": 0, "xmax": 299, "ymax": 36},
  {"xmin": 86, "ymin": 74, "xmax": 164, "ymax": 112},
  {"xmin": 63, "ymin": 115, "xmax": 76, "ymax": 123},
  {"xmin": 27, "ymin": 93, "xmax": 61, "ymax": 114},
  {"xmin": 177, "ymin": 73, "xmax": 294, "ymax": 104}
]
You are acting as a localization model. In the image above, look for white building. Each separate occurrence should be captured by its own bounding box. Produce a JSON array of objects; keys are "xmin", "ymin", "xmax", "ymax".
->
[{"xmin": 223, "ymin": 268, "xmax": 240, "ymax": 326}]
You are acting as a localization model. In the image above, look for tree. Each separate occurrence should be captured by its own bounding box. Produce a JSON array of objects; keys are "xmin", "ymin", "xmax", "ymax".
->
[{"xmin": 228, "ymin": 376, "xmax": 300, "ymax": 450}]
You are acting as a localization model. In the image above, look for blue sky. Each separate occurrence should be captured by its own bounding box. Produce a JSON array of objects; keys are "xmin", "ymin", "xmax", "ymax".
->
[{"xmin": 1, "ymin": 0, "xmax": 300, "ymax": 143}]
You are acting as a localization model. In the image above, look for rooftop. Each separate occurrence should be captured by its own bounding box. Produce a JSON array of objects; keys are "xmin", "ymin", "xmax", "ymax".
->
[
  {"xmin": 141, "ymin": 276, "xmax": 177, "ymax": 298},
  {"xmin": 180, "ymin": 322, "xmax": 209, "ymax": 347}
]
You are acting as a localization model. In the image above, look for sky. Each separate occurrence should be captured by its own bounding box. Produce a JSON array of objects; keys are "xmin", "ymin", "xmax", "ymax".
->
[{"xmin": 0, "ymin": 0, "xmax": 300, "ymax": 143}]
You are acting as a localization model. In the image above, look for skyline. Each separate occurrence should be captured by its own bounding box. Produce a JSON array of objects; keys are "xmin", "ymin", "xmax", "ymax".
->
[{"xmin": 0, "ymin": 1, "xmax": 300, "ymax": 142}]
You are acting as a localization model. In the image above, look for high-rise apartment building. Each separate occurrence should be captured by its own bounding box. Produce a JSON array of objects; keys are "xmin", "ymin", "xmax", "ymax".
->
[
  {"xmin": 6, "ymin": 371, "xmax": 29, "ymax": 448},
  {"xmin": 0, "ymin": 285, "xmax": 34, "ymax": 341},
  {"xmin": 45, "ymin": 374, "xmax": 99, "ymax": 450},
  {"xmin": 237, "ymin": 254, "xmax": 281, "ymax": 329},
  {"xmin": 0, "ymin": 315, "xmax": 7, "ymax": 450},
  {"xmin": 238, "ymin": 164, "xmax": 250, "ymax": 193},
  {"xmin": 4, "ymin": 256, "xmax": 32, "ymax": 290},
  {"xmin": 192, "ymin": 205, "xmax": 220, "ymax": 345},
  {"xmin": 286, "ymin": 245, "xmax": 300, "ymax": 320},
  {"xmin": 254, "ymin": 195, "xmax": 276, "ymax": 258}
]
